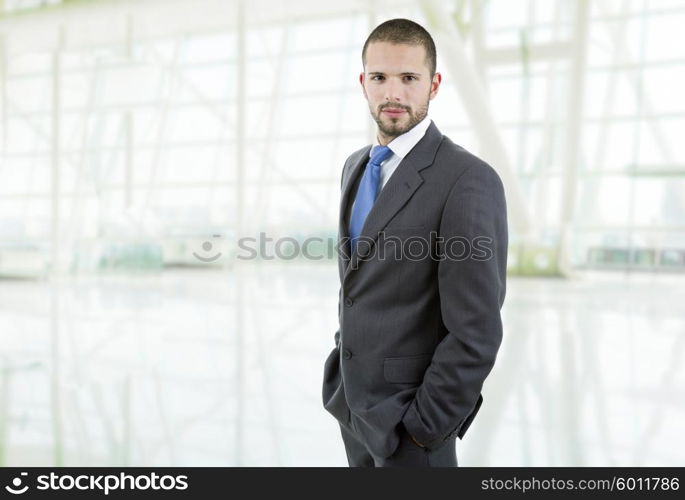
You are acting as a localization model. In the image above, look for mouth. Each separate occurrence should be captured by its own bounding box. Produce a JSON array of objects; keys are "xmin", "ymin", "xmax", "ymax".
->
[{"xmin": 381, "ymin": 107, "xmax": 407, "ymax": 117}]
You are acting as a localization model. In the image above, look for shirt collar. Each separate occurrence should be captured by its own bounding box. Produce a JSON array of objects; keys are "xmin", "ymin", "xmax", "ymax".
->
[{"xmin": 373, "ymin": 115, "xmax": 432, "ymax": 159}]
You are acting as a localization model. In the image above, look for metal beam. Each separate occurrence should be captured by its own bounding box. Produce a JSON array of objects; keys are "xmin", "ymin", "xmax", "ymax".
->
[
  {"xmin": 557, "ymin": 0, "xmax": 590, "ymax": 276},
  {"xmin": 484, "ymin": 41, "xmax": 572, "ymax": 65}
]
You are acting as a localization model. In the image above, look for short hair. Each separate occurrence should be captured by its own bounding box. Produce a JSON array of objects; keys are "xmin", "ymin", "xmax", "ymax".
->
[{"xmin": 362, "ymin": 18, "xmax": 437, "ymax": 77}]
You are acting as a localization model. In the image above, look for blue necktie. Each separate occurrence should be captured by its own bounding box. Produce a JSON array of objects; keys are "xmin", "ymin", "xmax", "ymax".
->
[{"xmin": 349, "ymin": 145, "xmax": 393, "ymax": 253}]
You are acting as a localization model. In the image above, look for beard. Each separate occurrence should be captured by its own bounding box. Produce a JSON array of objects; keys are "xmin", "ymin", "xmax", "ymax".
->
[{"xmin": 370, "ymin": 96, "xmax": 430, "ymax": 139}]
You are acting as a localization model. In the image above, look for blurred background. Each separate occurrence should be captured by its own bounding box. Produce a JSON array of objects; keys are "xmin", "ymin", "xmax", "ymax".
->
[{"xmin": 0, "ymin": 0, "xmax": 683, "ymax": 466}]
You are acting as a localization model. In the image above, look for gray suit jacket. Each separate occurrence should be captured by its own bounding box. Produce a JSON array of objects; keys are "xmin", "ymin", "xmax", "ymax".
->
[{"xmin": 322, "ymin": 121, "xmax": 507, "ymax": 459}]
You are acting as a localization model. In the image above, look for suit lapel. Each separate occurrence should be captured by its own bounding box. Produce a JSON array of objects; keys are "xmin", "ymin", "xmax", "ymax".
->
[
  {"xmin": 339, "ymin": 122, "xmax": 444, "ymax": 284},
  {"xmin": 338, "ymin": 146, "xmax": 372, "ymax": 280}
]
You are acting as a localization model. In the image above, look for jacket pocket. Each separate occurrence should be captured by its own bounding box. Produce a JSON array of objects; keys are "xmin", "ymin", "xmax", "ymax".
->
[{"xmin": 383, "ymin": 353, "xmax": 433, "ymax": 384}]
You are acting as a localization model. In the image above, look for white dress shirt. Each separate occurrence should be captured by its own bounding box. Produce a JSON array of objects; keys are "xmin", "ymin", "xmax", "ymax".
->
[{"xmin": 349, "ymin": 115, "xmax": 432, "ymax": 227}]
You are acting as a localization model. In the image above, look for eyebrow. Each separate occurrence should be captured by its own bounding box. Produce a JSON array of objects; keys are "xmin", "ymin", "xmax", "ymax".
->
[{"xmin": 368, "ymin": 71, "xmax": 421, "ymax": 77}]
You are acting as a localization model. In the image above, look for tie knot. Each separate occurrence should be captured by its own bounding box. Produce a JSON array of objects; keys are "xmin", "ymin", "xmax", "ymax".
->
[{"xmin": 369, "ymin": 145, "xmax": 393, "ymax": 166}]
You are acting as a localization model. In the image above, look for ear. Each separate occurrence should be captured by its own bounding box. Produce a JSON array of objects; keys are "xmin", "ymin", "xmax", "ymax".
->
[
  {"xmin": 429, "ymin": 72, "xmax": 442, "ymax": 100},
  {"xmin": 359, "ymin": 72, "xmax": 368, "ymax": 99}
]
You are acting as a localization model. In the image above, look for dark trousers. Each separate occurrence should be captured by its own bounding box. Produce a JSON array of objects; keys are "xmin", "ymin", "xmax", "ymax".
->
[{"xmin": 339, "ymin": 422, "xmax": 458, "ymax": 467}]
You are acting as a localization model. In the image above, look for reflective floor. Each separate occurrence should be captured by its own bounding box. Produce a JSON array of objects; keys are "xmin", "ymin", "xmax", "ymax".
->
[{"xmin": 0, "ymin": 263, "xmax": 683, "ymax": 466}]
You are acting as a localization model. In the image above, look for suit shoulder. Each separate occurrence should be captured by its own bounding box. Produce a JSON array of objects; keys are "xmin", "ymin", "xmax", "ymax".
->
[
  {"xmin": 345, "ymin": 145, "xmax": 371, "ymax": 165},
  {"xmin": 436, "ymin": 135, "xmax": 503, "ymax": 187},
  {"xmin": 338, "ymin": 145, "xmax": 371, "ymax": 188}
]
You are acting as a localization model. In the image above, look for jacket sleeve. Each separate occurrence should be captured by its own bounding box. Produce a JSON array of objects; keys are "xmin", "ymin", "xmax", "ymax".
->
[{"xmin": 401, "ymin": 161, "xmax": 508, "ymax": 449}]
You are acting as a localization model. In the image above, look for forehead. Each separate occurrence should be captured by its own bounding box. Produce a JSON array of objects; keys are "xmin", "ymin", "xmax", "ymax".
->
[{"xmin": 364, "ymin": 41, "xmax": 429, "ymax": 73}]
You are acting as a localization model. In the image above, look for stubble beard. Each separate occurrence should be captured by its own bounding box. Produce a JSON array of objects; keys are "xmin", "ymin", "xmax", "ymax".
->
[{"xmin": 371, "ymin": 95, "xmax": 430, "ymax": 140}]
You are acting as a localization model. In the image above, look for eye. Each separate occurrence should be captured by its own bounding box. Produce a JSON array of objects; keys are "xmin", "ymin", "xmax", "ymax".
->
[
  {"xmin": 371, "ymin": 75, "xmax": 385, "ymax": 81},
  {"xmin": 404, "ymin": 75, "xmax": 418, "ymax": 81}
]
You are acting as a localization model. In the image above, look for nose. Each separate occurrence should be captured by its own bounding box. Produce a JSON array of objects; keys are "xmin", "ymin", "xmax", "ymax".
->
[{"xmin": 383, "ymin": 78, "xmax": 402, "ymax": 103}]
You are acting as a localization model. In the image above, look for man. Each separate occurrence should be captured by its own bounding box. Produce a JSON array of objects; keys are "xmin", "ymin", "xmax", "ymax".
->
[{"xmin": 322, "ymin": 18, "xmax": 507, "ymax": 467}]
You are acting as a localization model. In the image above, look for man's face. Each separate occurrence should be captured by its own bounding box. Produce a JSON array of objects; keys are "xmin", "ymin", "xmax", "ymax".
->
[{"xmin": 360, "ymin": 41, "xmax": 441, "ymax": 144}]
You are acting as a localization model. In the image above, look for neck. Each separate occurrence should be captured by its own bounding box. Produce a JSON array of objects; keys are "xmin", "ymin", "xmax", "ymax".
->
[{"xmin": 376, "ymin": 131, "xmax": 396, "ymax": 146}]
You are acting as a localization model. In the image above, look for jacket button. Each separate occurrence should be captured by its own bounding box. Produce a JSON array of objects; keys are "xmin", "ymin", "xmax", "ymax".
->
[
  {"xmin": 344, "ymin": 297, "xmax": 354, "ymax": 307},
  {"xmin": 342, "ymin": 349, "xmax": 352, "ymax": 359}
]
